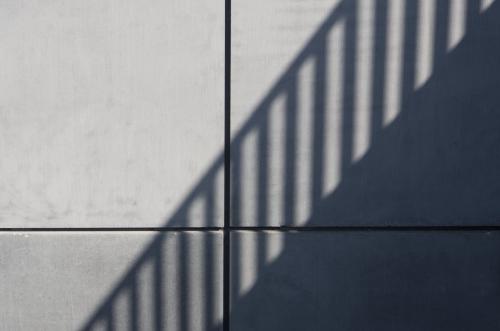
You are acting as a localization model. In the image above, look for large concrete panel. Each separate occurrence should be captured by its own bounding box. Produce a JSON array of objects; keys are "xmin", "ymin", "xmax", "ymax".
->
[
  {"xmin": 231, "ymin": 0, "xmax": 500, "ymax": 226},
  {"xmin": 0, "ymin": 0, "xmax": 224, "ymax": 227},
  {"xmin": 230, "ymin": 230, "xmax": 500, "ymax": 331},
  {"xmin": 0, "ymin": 231, "xmax": 223, "ymax": 331}
]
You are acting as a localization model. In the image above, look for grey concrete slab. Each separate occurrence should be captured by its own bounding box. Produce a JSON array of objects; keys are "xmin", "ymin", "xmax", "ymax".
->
[
  {"xmin": 0, "ymin": 0, "xmax": 224, "ymax": 227},
  {"xmin": 231, "ymin": 0, "xmax": 500, "ymax": 226},
  {"xmin": 230, "ymin": 230, "xmax": 500, "ymax": 331},
  {"xmin": 0, "ymin": 231, "xmax": 223, "ymax": 331}
]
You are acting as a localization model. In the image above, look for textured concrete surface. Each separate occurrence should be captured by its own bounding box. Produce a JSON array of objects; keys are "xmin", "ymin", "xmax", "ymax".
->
[
  {"xmin": 1, "ymin": 0, "xmax": 500, "ymax": 330},
  {"xmin": 230, "ymin": 230, "xmax": 500, "ymax": 331},
  {"xmin": 0, "ymin": 231, "xmax": 223, "ymax": 331},
  {"xmin": 231, "ymin": 0, "xmax": 344, "ymax": 227},
  {"xmin": 230, "ymin": 0, "xmax": 500, "ymax": 226},
  {"xmin": 0, "ymin": 0, "xmax": 224, "ymax": 227},
  {"xmin": 231, "ymin": 0, "xmax": 342, "ymax": 134}
]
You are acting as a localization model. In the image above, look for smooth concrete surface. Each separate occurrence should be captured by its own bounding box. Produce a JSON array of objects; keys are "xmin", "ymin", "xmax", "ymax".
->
[
  {"xmin": 1, "ymin": 0, "xmax": 500, "ymax": 330},
  {"xmin": 0, "ymin": 231, "xmax": 223, "ymax": 331},
  {"xmin": 230, "ymin": 0, "xmax": 500, "ymax": 226},
  {"xmin": 231, "ymin": 0, "xmax": 344, "ymax": 227},
  {"xmin": 231, "ymin": 0, "xmax": 342, "ymax": 134},
  {"xmin": 0, "ymin": 0, "xmax": 224, "ymax": 227},
  {"xmin": 230, "ymin": 230, "xmax": 500, "ymax": 331}
]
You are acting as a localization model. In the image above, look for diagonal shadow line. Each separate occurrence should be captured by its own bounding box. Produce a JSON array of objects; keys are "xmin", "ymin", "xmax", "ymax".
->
[
  {"xmin": 78, "ymin": 3, "xmax": 348, "ymax": 330},
  {"xmin": 79, "ymin": 0, "xmax": 500, "ymax": 329},
  {"xmin": 226, "ymin": 0, "xmax": 500, "ymax": 329}
]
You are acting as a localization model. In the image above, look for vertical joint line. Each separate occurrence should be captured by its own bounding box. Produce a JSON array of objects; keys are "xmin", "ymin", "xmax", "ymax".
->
[{"xmin": 223, "ymin": 0, "xmax": 231, "ymax": 330}]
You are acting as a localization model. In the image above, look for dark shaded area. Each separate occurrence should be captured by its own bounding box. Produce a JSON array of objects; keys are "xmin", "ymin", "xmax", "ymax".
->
[
  {"xmin": 313, "ymin": 1, "xmax": 500, "ymax": 225},
  {"xmin": 79, "ymin": 0, "xmax": 500, "ymax": 330},
  {"xmin": 229, "ymin": 1, "xmax": 500, "ymax": 329},
  {"xmin": 230, "ymin": 0, "xmax": 500, "ymax": 227},
  {"xmin": 230, "ymin": 231, "xmax": 500, "ymax": 331}
]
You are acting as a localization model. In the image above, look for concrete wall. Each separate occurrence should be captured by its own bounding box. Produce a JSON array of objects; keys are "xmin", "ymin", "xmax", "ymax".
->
[
  {"xmin": 0, "ymin": 0, "xmax": 224, "ymax": 228},
  {"xmin": 1, "ymin": 0, "xmax": 225, "ymax": 330},
  {"xmin": 1, "ymin": 0, "xmax": 500, "ymax": 330},
  {"xmin": 230, "ymin": 0, "xmax": 500, "ymax": 227},
  {"xmin": 231, "ymin": 231, "xmax": 500, "ymax": 331},
  {"xmin": 0, "ymin": 231, "xmax": 222, "ymax": 331},
  {"xmin": 228, "ymin": 0, "xmax": 500, "ymax": 329}
]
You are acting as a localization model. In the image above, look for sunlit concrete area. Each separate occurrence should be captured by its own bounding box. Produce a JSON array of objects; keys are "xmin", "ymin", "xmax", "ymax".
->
[
  {"xmin": 0, "ymin": 0, "xmax": 224, "ymax": 228},
  {"xmin": 0, "ymin": 231, "xmax": 223, "ymax": 330}
]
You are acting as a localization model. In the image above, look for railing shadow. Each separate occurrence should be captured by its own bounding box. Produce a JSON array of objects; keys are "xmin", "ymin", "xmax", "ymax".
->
[{"xmin": 80, "ymin": 0, "xmax": 500, "ymax": 330}]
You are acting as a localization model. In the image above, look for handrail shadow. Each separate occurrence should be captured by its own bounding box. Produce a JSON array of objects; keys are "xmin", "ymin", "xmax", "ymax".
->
[{"xmin": 80, "ymin": 0, "xmax": 500, "ymax": 330}]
